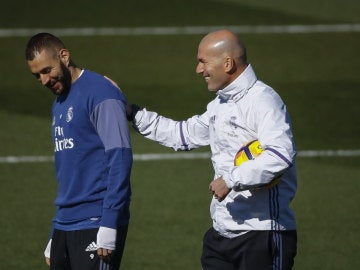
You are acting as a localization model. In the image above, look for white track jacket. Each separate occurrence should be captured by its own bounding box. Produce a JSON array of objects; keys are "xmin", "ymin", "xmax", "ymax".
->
[{"xmin": 133, "ymin": 64, "xmax": 297, "ymax": 238}]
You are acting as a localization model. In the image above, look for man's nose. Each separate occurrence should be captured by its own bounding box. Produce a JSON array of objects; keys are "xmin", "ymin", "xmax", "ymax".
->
[
  {"xmin": 39, "ymin": 74, "xmax": 50, "ymax": 85},
  {"xmin": 196, "ymin": 63, "xmax": 204, "ymax": 74}
]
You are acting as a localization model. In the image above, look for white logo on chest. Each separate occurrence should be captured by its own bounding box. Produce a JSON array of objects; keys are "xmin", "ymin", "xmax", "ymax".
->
[{"xmin": 66, "ymin": 106, "xmax": 74, "ymax": 122}]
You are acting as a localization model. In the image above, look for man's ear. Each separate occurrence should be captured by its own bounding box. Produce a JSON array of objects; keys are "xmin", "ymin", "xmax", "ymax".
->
[
  {"xmin": 59, "ymin": 49, "xmax": 70, "ymax": 66},
  {"xmin": 224, "ymin": 57, "xmax": 236, "ymax": 73}
]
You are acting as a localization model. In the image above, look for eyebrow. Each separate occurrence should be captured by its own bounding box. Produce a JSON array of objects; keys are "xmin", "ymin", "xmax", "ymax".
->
[{"xmin": 31, "ymin": 66, "xmax": 53, "ymax": 77}]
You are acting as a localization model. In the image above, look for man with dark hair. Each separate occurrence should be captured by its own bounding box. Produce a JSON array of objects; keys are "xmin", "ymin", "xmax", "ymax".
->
[{"xmin": 26, "ymin": 33, "xmax": 133, "ymax": 270}]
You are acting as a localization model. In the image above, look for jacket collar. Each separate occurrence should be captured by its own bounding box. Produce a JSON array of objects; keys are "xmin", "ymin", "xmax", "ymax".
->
[{"xmin": 216, "ymin": 64, "xmax": 257, "ymax": 102}]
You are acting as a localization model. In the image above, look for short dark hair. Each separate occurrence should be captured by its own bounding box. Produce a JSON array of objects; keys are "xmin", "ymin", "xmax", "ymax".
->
[{"xmin": 25, "ymin": 32, "xmax": 66, "ymax": 61}]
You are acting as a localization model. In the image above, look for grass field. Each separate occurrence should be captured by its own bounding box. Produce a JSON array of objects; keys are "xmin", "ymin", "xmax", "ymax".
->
[{"xmin": 0, "ymin": 0, "xmax": 359, "ymax": 269}]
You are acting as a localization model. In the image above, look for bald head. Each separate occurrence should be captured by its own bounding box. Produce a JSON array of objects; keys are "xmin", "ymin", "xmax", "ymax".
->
[
  {"xmin": 199, "ymin": 30, "xmax": 247, "ymax": 66},
  {"xmin": 196, "ymin": 30, "xmax": 248, "ymax": 91}
]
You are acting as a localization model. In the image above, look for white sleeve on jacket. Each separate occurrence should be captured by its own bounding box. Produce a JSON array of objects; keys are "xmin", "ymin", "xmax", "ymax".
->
[
  {"xmin": 224, "ymin": 88, "xmax": 296, "ymax": 190},
  {"xmin": 133, "ymin": 108, "xmax": 210, "ymax": 150}
]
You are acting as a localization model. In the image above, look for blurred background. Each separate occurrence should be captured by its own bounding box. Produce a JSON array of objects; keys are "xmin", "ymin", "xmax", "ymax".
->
[{"xmin": 0, "ymin": 0, "xmax": 359, "ymax": 269}]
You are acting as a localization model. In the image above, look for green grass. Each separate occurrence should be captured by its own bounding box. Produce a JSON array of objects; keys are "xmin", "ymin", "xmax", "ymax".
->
[
  {"xmin": 1, "ymin": 158, "xmax": 359, "ymax": 269},
  {"xmin": 294, "ymin": 157, "xmax": 360, "ymax": 269},
  {"xmin": 0, "ymin": 0, "xmax": 327, "ymax": 28},
  {"xmin": 0, "ymin": 0, "xmax": 359, "ymax": 269},
  {"xmin": 216, "ymin": 0, "xmax": 360, "ymax": 23}
]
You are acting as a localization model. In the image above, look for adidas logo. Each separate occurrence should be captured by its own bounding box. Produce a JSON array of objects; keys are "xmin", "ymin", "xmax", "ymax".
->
[{"xmin": 85, "ymin": 241, "xmax": 98, "ymax": 252}]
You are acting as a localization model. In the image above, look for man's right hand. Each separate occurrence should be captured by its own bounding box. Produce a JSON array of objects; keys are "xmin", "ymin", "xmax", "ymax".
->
[{"xmin": 126, "ymin": 104, "xmax": 141, "ymax": 121}]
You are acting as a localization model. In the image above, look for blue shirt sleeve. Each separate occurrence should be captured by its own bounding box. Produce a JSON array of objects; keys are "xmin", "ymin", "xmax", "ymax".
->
[
  {"xmin": 91, "ymin": 99, "xmax": 131, "ymax": 150},
  {"xmin": 90, "ymin": 98, "xmax": 133, "ymax": 228}
]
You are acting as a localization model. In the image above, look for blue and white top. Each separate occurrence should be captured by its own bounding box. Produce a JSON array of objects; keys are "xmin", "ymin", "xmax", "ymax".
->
[{"xmin": 51, "ymin": 70, "xmax": 132, "ymax": 232}]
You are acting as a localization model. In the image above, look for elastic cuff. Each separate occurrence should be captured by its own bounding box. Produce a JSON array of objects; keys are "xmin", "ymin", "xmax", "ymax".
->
[
  {"xmin": 222, "ymin": 173, "xmax": 234, "ymax": 189},
  {"xmin": 133, "ymin": 106, "xmax": 144, "ymax": 124},
  {"xmin": 101, "ymin": 207, "xmax": 129, "ymax": 229}
]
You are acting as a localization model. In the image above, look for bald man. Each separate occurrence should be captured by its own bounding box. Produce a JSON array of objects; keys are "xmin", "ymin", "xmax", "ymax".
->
[{"xmin": 128, "ymin": 30, "xmax": 297, "ymax": 270}]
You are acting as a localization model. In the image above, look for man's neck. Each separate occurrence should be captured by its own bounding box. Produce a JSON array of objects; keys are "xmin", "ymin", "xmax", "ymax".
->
[{"xmin": 69, "ymin": 66, "xmax": 82, "ymax": 83}]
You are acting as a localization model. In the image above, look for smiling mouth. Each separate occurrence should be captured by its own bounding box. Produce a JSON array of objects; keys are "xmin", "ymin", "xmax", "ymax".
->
[{"xmin": 47, "ymin": 81, "xmax": 62, "ymax": 94}]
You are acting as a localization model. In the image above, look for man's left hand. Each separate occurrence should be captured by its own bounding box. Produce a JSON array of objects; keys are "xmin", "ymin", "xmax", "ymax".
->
[{"xmin": 97, "ymin": 248, "xmax": 112, "ymax": 261}]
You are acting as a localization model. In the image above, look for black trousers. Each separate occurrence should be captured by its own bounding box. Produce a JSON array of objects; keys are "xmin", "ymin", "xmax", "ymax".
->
[
  {"xmin": 50, "ymin": 225, "xmax": 128, "ymax": 270},
  {"xmin": 201, "ymin": 228, "xmax": 297, "ymax": 270}
]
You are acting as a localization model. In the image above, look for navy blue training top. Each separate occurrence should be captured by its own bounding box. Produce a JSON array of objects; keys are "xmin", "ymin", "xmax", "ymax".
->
[{"xmin": 51, "ymin": 70, "xmax": 132, "ymax": 232}]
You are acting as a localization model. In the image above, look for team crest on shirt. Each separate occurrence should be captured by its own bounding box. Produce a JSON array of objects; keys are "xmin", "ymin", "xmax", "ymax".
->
[
  {"xmin": 230, "ymin": 116, "xmax": 238, "ymax": 130},
  {"xmin": 66, "ymin": 107, "xmax": 74, "ymax": 122}
]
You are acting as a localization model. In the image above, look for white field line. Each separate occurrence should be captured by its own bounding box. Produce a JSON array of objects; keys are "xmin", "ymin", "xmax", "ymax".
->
[
  {"xmin": 1, "ymin": 24, "xmax": 360, "ymax": 37},
  {"xmin": 0, "ymin": 150, "xmax": 359, "ymax": 164}
]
